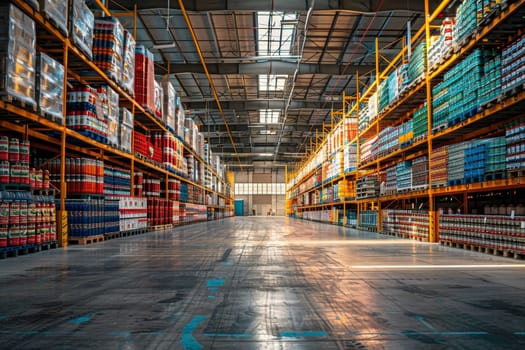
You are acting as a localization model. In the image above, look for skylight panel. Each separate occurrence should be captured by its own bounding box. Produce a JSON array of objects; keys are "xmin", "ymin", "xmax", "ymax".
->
[
  {"xmin": 259, "ymin": 109, "xmax": 280, "ymax": 124},
  {"xmin": 258, "ymin": 75, "xmax": 288, "ymax": 91},
  {"xmin": 257, "ymin": 11, "xmax": 297, "ymax": 56}
]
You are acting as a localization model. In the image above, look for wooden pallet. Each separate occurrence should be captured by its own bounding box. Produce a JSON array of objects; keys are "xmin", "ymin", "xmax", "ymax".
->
[
  {"xmin": 440, "ymin": 241, "xmax": 525, "ymax": 260},
  {"xmin": 0, "ymin": 93, "xmax": 37, "ymax": 112},
  {"xmin": 69, "ymin": 235, "xmax": 105, "ymax": 245},
  {"xmin": 153, "ymin": 224, "xmax": 173, "ymax": 231},
  {"xmin": 507, "ymin": 169, "xmax": 525, "ymax": 179}
]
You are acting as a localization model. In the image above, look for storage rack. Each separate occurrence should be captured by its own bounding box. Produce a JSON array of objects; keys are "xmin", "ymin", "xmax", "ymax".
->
[
  {"xmin": 287, "ymin": 0, "xmax": 525, "ymax": 257},
  {"xmin": 0, "ymin": 0, "xmax": 234, "ymax": 250}
]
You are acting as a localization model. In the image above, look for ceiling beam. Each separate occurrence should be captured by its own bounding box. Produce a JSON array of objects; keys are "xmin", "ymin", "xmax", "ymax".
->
[
  {"xmin": 156, "ymin": 62, "xmax": 375, "ymax": 75},
  {"xmin": 111, "ymin": 0, "xmax": 435, "ymax": 13},
  {"xmin": 186, "ymin": 99, "xmax": 330, "ymax": 110}
]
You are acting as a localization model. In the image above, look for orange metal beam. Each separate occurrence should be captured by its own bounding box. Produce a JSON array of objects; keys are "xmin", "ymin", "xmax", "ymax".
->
[{"xmin": 177, "ymin": 0, "xmax": 241, "ymax": 168}]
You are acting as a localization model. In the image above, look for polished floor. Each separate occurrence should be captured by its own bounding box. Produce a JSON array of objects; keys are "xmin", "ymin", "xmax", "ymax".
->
[{"xmin": 1, "ymin": 217, "xmax": 525, "ymax": 349}]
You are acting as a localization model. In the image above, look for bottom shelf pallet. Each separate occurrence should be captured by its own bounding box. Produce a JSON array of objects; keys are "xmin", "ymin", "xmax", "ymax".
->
[
  {"xmin": 68, "ymin": 235, "xmax": 105, "ymax": 245},
  {"xmin": 104, "ymin": 228, "xmax": 150, "ymax": 240},
  {"xmin": 440, "ymin": 240, "xmax": 525, "ymax": 260},
  {"xmin": 0, "ymin": 241, "xmax": 58, "ymax": 259}
]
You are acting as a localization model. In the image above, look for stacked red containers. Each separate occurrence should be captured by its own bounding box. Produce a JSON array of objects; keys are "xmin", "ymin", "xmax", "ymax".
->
[
  {"xmin": 134, "ymin": 172, "xmax": 143, "ymax": 197},
  {"xmin": 147, "ymin": 198, "xmax": 172, "ymax": 226},
  {"xmin": 134, "ymin": 46, "xmax": 155, "ymax": 113},
  {"xmin": 431, "ymin": 146, "xmax": 448, "ymax": 187},
  {"xmin": 144, "ymin": 178, "xmax": 161, "ymax": 197},
  {"xmin": 42, "ymin": 158, "xmax": 103, "ymax": 195},
  {"xmin": 133, "ymin": 131, "xmax": 149, "ymax": 157},
  {"xmin": 345, "ymin": 118, "xmax": 358, "ymax": 141}
]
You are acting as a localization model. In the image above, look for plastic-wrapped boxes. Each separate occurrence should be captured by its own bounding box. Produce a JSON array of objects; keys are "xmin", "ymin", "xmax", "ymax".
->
[
  {"xmin": 428, "ymin": 18, "xmax": 454, "ymax": 69},
  {"xmin": 383, "ymin": 166, "xmax": 397, "ymax": 195},
  {"xmin": 502, "ymin": 33, "xmax": 525, "ymax": 94},
  {"xmin": 121, "ymin": 30, "xmax": 135, "ymax": 96},
  {"xmin": 161, "ymin": 80, "xmax": 176, "ymax": 132},
  {"xmin": 478, "ymin": 52, "xmax": 501, "ymax": 106},
  {"xmin": 97, "ymin": 86, "xmax": 119, "ymax": 147},
  {"xmin": 360, "ymin": 136, "xmax": 377, "ymax": 164},
  {"xmin": 93, "ymin": 17, "xmax": 124, "ymax": 84},
  {"xmin": 382, "ymin": 210, "xmax": 429, "ymax": 239},
  {"xmin": 67, "ymin": 86, "xmax": 108, "ymax": 143},
  {"xmin": 411, "ymin": 156, "xmax": 428, "ymax": 190},
  {"xmin": 485, "ymin": 137, "xmax": 506, "ymax": 176},
  {"xmin": 154, "ymin": 79, "xmax": 163, "ymax": 119},
  {"xmin": 432, "ymin": 81, "xmax": 449, "ymax": 132},
  {"xmin": 119, "ymin": 107, "xmax": 133, "ymax": 153},
  {"xmin": 39, "ymin": 0, "xmax": 68, "ymax": 36},
  {"xmin": 69, "ymin": 0, "xmax": 94, "ymax": 60},
  {"xmin": 0, "ymin": 3, "xmax": 37, "ymax": 108},
  {"xmin": 398, "ymin": 119, "xmax": 413, "ymax": 148},
  {"xmin": 343, "ymin": 142, "xmax": 357, "ymax": 173},
  {"xmin": 448, "ymin": 142, "xmax": 467, "ymax": 185},
  {"xmin": 505, "ymin": 117, "xmax": 525, "ymax": 170},
  {"xmin": 175, "ymin": 104, "xmax": 186, "ymax": 139},
  {"xmin": 36, "ymin": 52, "xmax": 64, "ymax": 125},
  {"xmin": 377, "ymin": 126, "xmax": 399, "ymax": 156},
  {"xmin": 454, "ymin": 0, "xmax": 478, "ymax": 44},
  {"xmin": 407, "ymin": 41, "xmax": 426, "ymax": 84},
  {"xmin": 464, "ymin": 139, "xmax": 490, "ymax": 183},
  {"xmin": 431, "ymin": 145, "xmax": 448, "ymax": 187},
  {"xmin": 440, "ymin": 49, "xmax": 492, "ymax": 127},
  {"xmin": 413, "ymin": 103, "xmax": 427, "ymax": 140},
  {"xmin": 396, "ymin": 160, "xmax": 412, "ymax": 192},
  {"xmin": 356, "ymin": 175, "xmax": 379, "ymax": 199}
]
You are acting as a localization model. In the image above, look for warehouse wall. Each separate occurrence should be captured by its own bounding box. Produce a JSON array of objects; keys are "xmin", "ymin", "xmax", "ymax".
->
[{"xmin": 234, "ymin": 168, "xmax": 286, "ymax": 216}]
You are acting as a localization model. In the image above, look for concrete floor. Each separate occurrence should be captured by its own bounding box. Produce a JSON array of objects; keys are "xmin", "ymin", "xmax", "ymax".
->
[{"xmin": 1, "ymin": 217, "xmax": 525, "ymax": 349}]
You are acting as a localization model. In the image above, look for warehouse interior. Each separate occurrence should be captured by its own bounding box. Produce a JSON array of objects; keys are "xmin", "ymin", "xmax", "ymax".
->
[{"xmin": 1, "ymin": 0, "xmax": 525, "ymax": 349}]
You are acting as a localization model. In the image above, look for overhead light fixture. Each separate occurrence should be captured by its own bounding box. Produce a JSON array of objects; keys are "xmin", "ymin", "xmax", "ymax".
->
[
  {"xmin": 257, "ymin": 153, "xmax": 274, "ymax": 157},
  {"xmin": 153, "ymin": 42, "xmax": 177, "ymax": 49},
  {"xmin": 281, "ymin": 19, "xmax": 299, "ymax": 26}
]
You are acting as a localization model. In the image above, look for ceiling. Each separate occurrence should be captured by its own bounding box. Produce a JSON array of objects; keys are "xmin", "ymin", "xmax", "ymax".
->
[{"xmin": 107, "ymin": 0, "xmax": 440, "ymax": 168}]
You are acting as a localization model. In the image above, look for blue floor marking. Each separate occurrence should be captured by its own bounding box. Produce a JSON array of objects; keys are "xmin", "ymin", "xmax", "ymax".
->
[
  {"xmin": 208, "ymin": 295, "xmax": 216, "ymax": 300},
  {"xmin": 69, "ymin": 313, "xmax": 94, "ymax": 324},
  {"xmin": 402, "ymin": 331, "xmax": 488, "ymax": 336},
  {"xmin": 181, "ymin": 315, "xmax": 206, "ymax": 350},
  {"xmin": 514, "ymin": 332, "xmax": 525, "ymax": 335},
  {"xmin": 0, "ymin": 315, "xmax": 7, "ymax": 320},
  {"xmin": 206, "ymin": 280, "xmax": 224, "ymax": 288},
  {"xmin": 208, "ymin": 288, "xmax": 218, "ymax": 293},
  {"xmin": 223, "ymin": 261, "xmax": 234, "ymax": 266},
  {"xmin": 204, "ymin": 333, "xmax": 253, "ymax": 338},
  {"xmin": 110, "ymin": 331, "xmax": 132, "ymax": 336},
  {"xmin": 279, "ymin": 331, "xmax": 328, "ymax": 338},
  {"xmin": 415, "ymin": 315, "xmax": 436, "ymax": 331}
]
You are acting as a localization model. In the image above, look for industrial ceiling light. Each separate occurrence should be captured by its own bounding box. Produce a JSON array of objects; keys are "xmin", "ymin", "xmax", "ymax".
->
[{"xmin": 153, "ymin": 42, "xmax": 177, "ymax": 49}]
